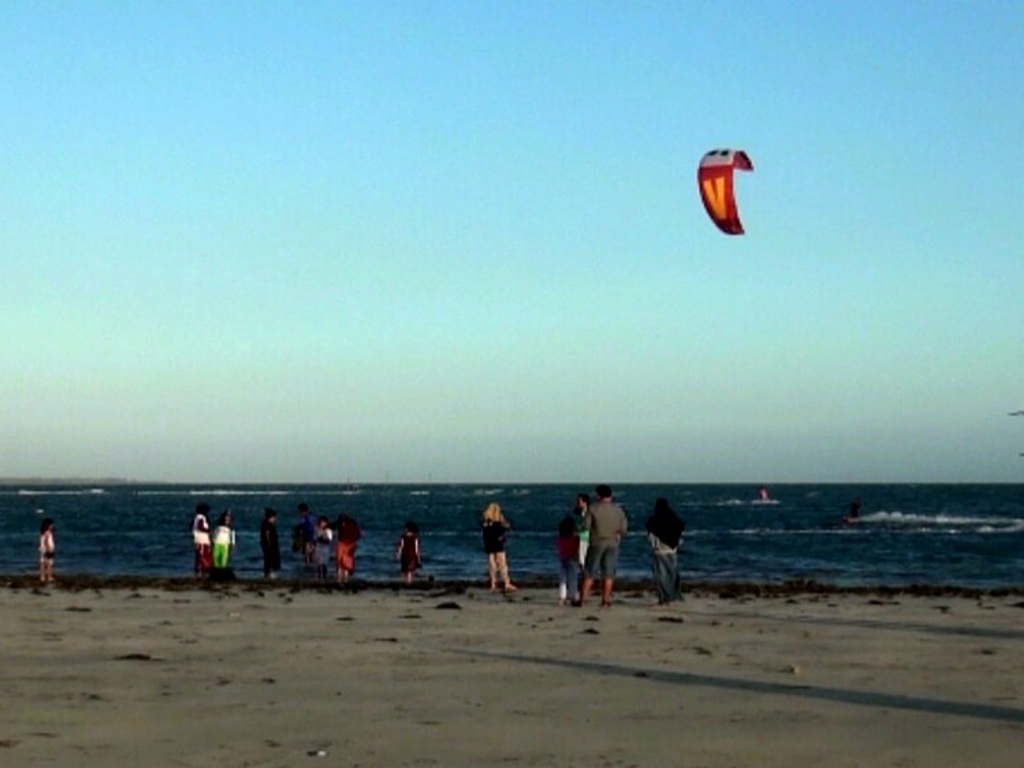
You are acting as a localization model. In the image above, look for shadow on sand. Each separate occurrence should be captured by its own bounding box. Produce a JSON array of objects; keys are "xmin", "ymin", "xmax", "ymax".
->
[
  {"xmin": 449, "ymin": 649, "xmax": 1024, "ymax": 725},
  {"xmin": 687, "ymin": 608, "xmax": 1024, "ymax": 641}
]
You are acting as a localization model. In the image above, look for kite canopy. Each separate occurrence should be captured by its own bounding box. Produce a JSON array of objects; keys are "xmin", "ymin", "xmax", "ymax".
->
[{"xmin": 698, "ymin": 149, "xmax": 753, "ymax": 235}]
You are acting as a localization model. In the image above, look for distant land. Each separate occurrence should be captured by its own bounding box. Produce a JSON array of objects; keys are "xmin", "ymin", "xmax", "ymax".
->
[{"xmin": 0, "ymin": 478, "xmax": 135, "ymax": 487}]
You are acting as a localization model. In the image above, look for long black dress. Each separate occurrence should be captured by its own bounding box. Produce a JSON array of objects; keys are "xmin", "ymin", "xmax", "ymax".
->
[{"xmin": 260, "ymin": 518, "xmax": 281, "ymax": 577}]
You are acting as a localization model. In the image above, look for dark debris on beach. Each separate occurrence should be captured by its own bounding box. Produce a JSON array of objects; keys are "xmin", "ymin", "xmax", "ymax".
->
[{"xmin": 2, "ymin": 574, "xmax": 1023, "ymax": 599}]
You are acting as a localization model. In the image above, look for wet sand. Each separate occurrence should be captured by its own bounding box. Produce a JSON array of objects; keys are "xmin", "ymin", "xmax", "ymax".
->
[{"xmin": 1, "ymin": 580, "xmax": 1022, "ymax": 767}]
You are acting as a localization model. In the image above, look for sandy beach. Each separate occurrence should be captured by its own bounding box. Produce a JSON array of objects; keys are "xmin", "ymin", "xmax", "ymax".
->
[{"xmin": 1, "ymin": 582, "xmax": 1022, "ymax": 767}]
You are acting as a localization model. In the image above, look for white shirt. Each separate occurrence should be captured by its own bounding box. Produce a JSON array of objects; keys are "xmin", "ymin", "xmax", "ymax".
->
[
  {"xmin": 192, "ymin": 514, "xmax": 211, "ymax": 546},
  {"xmin": 213, "ymin": 525, "xmax": 235, "ymax": 547}
]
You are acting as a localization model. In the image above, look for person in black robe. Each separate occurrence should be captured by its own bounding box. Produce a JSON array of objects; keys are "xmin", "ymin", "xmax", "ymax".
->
[
  {"xmin": 644, "ymin": 497, "xmax": 685, "ymax": 605},
  {"xmin": 261, "ymin": 507, "xmax": 281, "ymax": 578}
]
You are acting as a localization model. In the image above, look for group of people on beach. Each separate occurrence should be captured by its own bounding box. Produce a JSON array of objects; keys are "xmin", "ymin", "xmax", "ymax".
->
[
  {"xmin": 190, "ymin": 501, "xmax": 423, "ymax": 585},
  {"xmin": 483, "ymin": 484, "xmax": 686, "ymax": 608},
  {"xmin": 186, "ymin": 485, "xmax": 686, "ymax": 607},
  {"xmin": 566, "ymin": 485, "xmax": 685, "ymax": 607},
  {"xmin": 35, "ymin": 485, "xmax": 686, "ymax": 605},
  {"xmin": 32, "ymin": 485, "xmax": 871, "ymax": 594},
  {"xmin": 190, "ymin": 504, "xmax": 239, "ymax": 576},
  {"xmin": 291, "ymin": 503, "xmax": 368, "ymax": 583}
]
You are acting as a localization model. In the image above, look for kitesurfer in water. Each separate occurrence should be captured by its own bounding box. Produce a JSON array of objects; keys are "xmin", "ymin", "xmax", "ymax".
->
[{"xmin": 843, "ymin": 497, "xmax": 862, "ymax": 526}]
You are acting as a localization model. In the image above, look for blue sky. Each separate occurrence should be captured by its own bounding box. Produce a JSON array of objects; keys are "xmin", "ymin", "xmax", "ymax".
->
[{"xmin": 2, "ymin": 1, "xmax": 1023, "ymax": 483}]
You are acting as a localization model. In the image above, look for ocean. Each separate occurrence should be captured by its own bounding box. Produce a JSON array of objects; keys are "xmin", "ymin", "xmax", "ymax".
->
[{"xmin": 2, "ymin": 483, "xmax": 1022, "ymax": 588}]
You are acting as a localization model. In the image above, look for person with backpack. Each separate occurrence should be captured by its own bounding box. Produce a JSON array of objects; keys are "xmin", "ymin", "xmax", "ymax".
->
[{"xmin": 644, "ymin": 497, "xmax": 685, "ymax": 606}]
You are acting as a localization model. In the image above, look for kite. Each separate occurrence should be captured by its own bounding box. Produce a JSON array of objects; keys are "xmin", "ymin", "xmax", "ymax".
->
[{"xmin": 698, "ymin": 149, "xmax": 753, "ymax": 235}]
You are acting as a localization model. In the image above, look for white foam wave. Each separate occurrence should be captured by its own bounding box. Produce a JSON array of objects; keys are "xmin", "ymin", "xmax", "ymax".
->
[
  {"xmin": 713, "ymin": 498, "xmax": 781, "ymax": 508},
  {"xmin": 730, "ymin": 528, "xmax": 832, "ymax": 536},
  {"xmin": 134, "ymin": 490, "xmax": 293, "ymax": 499},
  {"xmin": 866, "ymin": 511, "xmax": 1017, "ymax": 527},
  {"xmin": 17, "ymin": 488, "xmax": 106, "ymax": 496},
  {"xmin": 979, "ymin": 520, "xmax": 1024, "ymax": 534}
]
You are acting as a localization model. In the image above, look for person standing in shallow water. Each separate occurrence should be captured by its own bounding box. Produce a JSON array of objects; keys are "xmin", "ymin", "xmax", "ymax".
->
[
  {"xmin": 298, "ymin": 503, "xmax": 316, "ymax": 566},
  {"xmin": 212, "ymin": 511, "xmax": 236, "ymax": 570},
  {"xmin": 314, "ymin": 515, "xmax": 333, "ymax": 583},
  {"xmin": 260, "ymin": 508, "xmax": 281, "ymax": 579},
  {"xmin": 335, "ymin": 514, "xmax": 362, "ymax": 584},
  {"xmin": 39, "ymin": 517, "xmax": 56, "ymax": 584},
  {"xmin": 644, "ymin": 497, "xmax": 685, "ymax": 606},
  {"xmin": 192, "ymin": 503, "xmax": 212, "ymax": 577},
  {"xmin": 397, "ymin": 521, "xmax": 421, "ymax": 585},
  {"xmin": 580, "ymin": 484, "xmax": 627, "ymax": 608},
  {"xmin": 481, "ymin": 502, "xmax": 517, "ymax": 593}
]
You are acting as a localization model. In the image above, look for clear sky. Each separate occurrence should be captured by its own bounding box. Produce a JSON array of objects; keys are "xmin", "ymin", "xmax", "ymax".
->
[{"xmin": 2, "ymin": 1, "xmax": 1023, "ymax": 483}]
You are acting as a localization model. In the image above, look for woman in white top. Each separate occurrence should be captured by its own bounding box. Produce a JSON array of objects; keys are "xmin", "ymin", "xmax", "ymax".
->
[{"xmin": 192, "ymin": 503, "xmax": 212, "ymax": 576}]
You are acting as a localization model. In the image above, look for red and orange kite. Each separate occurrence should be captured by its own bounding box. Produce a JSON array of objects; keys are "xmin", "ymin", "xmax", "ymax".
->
[{"xmin": 697, "ymin": 149, "xmax": 753, "ymax": 235}]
